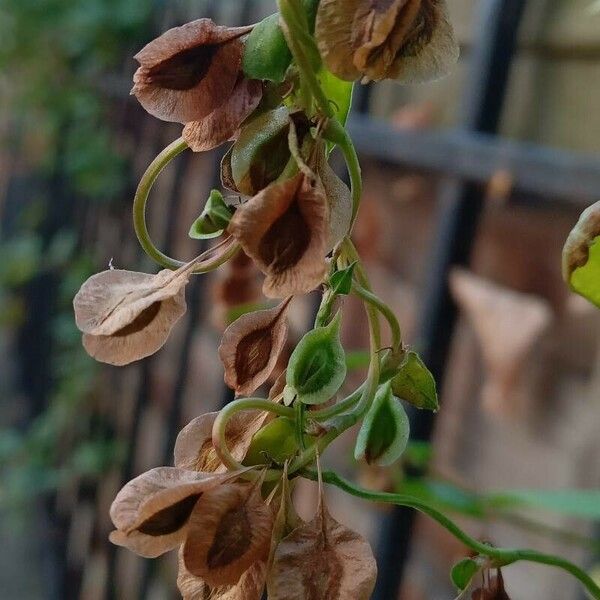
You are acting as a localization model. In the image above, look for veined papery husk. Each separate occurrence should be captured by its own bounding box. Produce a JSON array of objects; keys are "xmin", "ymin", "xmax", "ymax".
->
[
  {"xmin": 73, "ymin": 259, "xmax": 198, "ymax": 366},
  {"xmin": 132, "ymin": 19, "xmax": 251, "ymax": 123},
  {"xmin": 182, "ymin": 482, "xmax": 273, "ymax": 586},
  {"xmin": 316, "ymin": 0, "xmax": 458, "ymax": 84},
  {"xmin": 218, "ymin": 298, "xmax": 292, "ymax": 395},
  {"xmin": 108, "ymin": 467, "xmax": 242, "ymax": 558},
  {"xmin": 228, "ymin": 173, "xmax": 329, "ymax": 298}
]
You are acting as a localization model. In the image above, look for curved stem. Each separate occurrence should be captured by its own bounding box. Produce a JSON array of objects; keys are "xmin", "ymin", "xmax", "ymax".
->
[
  {"xmin": 133, "ymin": 137, "xmax": 216, "ymax": 271},
  {"xmin": 212, "ymin": 398, "xmax": 295, "ymax": 480},
  {"xmin": 305, "ymin": 470, "xmax": 600, "ymax": 599},
  {"xmin": 311, "ymin": 384, "xmax": 364, "ymax": 421},
  {"xmin": 352, "ymin": 282, "xmax": 402, "ymax": 353},
  {"xmin": 323, "ymin": 120, "xmax": 362, "ymax": 226}
]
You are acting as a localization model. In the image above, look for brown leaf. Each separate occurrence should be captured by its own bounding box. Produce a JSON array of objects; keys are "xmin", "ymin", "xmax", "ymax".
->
[
  {"xmin": 562, "ymin": 200, "xmax": 600, "ymax": 279},
  {"xmin": 183, "ymin": 482, "xmax": 274, "ymax": 587},
  {"xmin": 267, "ymin": 491, "xmax": 376, "ymax": 599},
  {"xmin": 73, "ymin": 260, "xmax": 197, "ymax": 365},
  {"xmin": 183, "ymin": 77, "xmax": 263, "ymax": 152},
  {"xmin": 218, "ymin": 298, "xmax": 292, "ymax": 395},
  {"xmin": 174, "ymin": 410, "xmax": 271, "ymax": 473},
  {"xmin": 228, "ymin": 174, "xmax": 329, "ymax": 298},
  {"xmin": 177, "ymin": 547, "xmax": 266, "ymax": 600},
  {"xmin": 108, "ymin": 467, "xmax": 239, "ymax": 558},
  {"xmin": 132, "ymin": 19, "xmax": 251, "ymax": 123}
]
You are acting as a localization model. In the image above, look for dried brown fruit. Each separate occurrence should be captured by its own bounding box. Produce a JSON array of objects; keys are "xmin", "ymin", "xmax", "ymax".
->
[
  {"xmin": 228, "ymin": 173, "xmax": 329, "ymax": 298},
  {"xmin": 109, "ymin": 467, "xmax": 239, "ymax": 558},
  {"xmin": 218, "ymin": 298, "xmax": 292, "ymax": 395},
  {"xmin": 267, "ymin": 483, "xmax": 376, "ymax": 599},
  {"xmin": 73, "ymin": 259, "xmax": 198, "ymax": 366},
  {"xmin": 177, "ymin": 548, "xmax": 267, "ymax": 600},
  {"xmin": 316, "ymin": 0, "xmax": 458, "ymax": 83},
  {"xmin": 132, "ymin": 19, "xmax": 251, "ymax": 123},
  {"xmin": 183, "ymin": 482, "xmax": 274, "ymax": 586},
  {"xmin": 174, "ymin": 410, "xmax": 271, "ymax": 473},
  {"xmin": 183, "ymin": 77, "xmax": 263, "ymax": 152},
  {"xmin": 471, "ymin": 570, "xmax": 511, "ymax": 599}
]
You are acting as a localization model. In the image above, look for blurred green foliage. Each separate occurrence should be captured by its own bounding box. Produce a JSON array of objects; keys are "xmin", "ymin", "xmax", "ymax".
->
[{"xmin": 0, "ymin": 0, "xmax": 153, "ymax": 512}]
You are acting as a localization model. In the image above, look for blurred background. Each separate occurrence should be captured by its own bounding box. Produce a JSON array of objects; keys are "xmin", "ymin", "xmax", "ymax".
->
[{"xmin": 1, "ymin": 0, "xmax": 600, "ymax": 598}]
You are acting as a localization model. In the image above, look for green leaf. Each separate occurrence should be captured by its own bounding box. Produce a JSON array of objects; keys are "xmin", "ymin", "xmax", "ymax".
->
[
  {"xmin": 188, "ymin": 190, "xmax": 232, "ymax": 239},
  {"xmin": 284, "ymin": 312, "xmax": 347, "ymax": 405},
  {"xmin": 391, "ymin": 351, "xmax": 438, "ymax": 411},
  {"xmin": 485, "ymin": 489, "xmax": 600, "ymax": 521},
  {"xmin": 318, "ymin": 68, "xmax": 354, "ymax": 126},
  {"xmin": 451, "ymin": 558, "xmax": 480, "ymax": 591},
  {"xmin": 354, "ymin": 382, "xmax": 410, "ymax": 466},
  {"xmin": 329, "ymin": 262, "xmax": 356, "ymax": 295},
  {"xmin": 562, "ymin": 201, "xmax": 600, "ymax": 308},
  {"xmin": 242, "ymin": 13, "xmax": 292, "ymax": 83}
]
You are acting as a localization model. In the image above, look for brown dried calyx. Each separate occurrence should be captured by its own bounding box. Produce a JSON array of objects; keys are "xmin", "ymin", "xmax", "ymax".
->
[
  {"xmin": 228, "ymin": 172, "xmax": 329, "ymax": 298},
  {"xmin": 267, "ymin": 471, "xmax": 377, "ymax": 599},
  {"xmin": 218, "ymin": 298, "xmax": 292, "ymax": 395},
  {"xmin": 471, "ymin": 569, "xmax": 511, "ymax": 599},
  {"xmin": 132, "ymin": 19, "xmax": 262, "ymax": 151},
  {"xmin": 316, "ymin": 0, "xmax": 459, "ymax": 83},
  {"xmin": 73, "ymin": 258, "xmax": 199, "ymax": 366}
]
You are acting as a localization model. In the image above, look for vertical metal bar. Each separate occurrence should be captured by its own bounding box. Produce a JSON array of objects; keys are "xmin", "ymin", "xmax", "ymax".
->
[{"xmin": 372, "ymin": 2, "xmax": 528, "ymax": 598}]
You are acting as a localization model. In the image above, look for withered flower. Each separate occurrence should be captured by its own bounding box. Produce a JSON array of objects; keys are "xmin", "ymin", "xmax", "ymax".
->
[
  {"xmin": 316, "ymin": 0, "xmax": 459, "ymax": 83},
  {"xmin": 132, "ymin": 19, "xmax": 251, "ymax": 123},
  {"xmin": 177, "ymin": 549, "xmax": 267, "ymax": 600},
  {"xmin": 174, "ymin": 409, "xmax": 271, "ymax": 473},
  {"xmin": 218, "ymin": 298, "xmax": 292, "ymax": 395},
  {"xmin": 228, "ymin": 173, "xmax": 329, "ymax": 298},
  {"xmin": 73, "ymin": 259, "xmax": 198, "ymax": 366},
  {"xmin": 109, "ymin": 467, "xmax": 241, "ymax": 558},
  {"xmin": 267, "ymin": 479, "xmax": 377, "ymax": 599},
  {"xmin": 182, "ymin": 482, "xmax": 274, "ymax": 586}
]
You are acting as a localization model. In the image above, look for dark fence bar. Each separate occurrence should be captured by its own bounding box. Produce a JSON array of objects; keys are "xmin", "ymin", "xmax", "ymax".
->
[{"xmin": 372, "ymin": 1, "xmax": 528, "ymax": 598}]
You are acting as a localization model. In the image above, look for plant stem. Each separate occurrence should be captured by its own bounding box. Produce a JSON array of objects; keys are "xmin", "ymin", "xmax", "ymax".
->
[
  {"xmin": 133, "ymin": 137, "xmax": 229, "ymax": 271},
  {"xmin": 352, "ymin": 282, "xmax": 403, "ymax": 353},
  {"xmin": 306, "ymin": 470, "xmax": 600, "ymax": 599}
]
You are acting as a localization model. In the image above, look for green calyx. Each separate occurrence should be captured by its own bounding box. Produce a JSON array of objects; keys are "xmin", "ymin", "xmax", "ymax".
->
[
  {"xmin": 390, "ymin": 350, "xmax": 438, "ymax": 412},
  {"xmin": 354, "ymin": 381, "xmax": 410, "ymax": 466},
  {"xmin": 244, "ymin": 417, "xmax": 311, "ymax": 466},
  {"xmin": 284, "ymin": 311, "xmax": 346, "ymax": 406},
  {"xmin": 188, "ymin": 189, "xmax": 232, "ymax": 240}
]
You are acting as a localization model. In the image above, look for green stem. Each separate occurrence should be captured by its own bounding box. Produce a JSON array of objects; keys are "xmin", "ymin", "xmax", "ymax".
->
[
  {"xmin": 311, "ymin": 384, "xmax": 364, "ymax": 420},
  {"xmin": 306, "ymin": 470, "xmax": 600, "ymax": 599},
  {"xmin": 323, "ymin": 120, "xmax": 362, "ymax": 226},
  {"xmin": 133, "ymin": 137, "xmax": 217, "ymax": 271},
  {"xmin": 278, "ymin": 0, "xmax": 333, "ymax": 119},
  {"xmin": 352, "ymin": 282, "xmax": 402, "ymax": 353}
]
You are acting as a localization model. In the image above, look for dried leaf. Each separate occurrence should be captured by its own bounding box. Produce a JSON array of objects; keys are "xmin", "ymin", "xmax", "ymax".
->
[
  {"xmin": 73, "ymin": 260, "xmax": 197, "ymax": 365},
  {"xmin": 267, "ymin": 488, "xmax": 376, "ymax": 599},
  {"xmin": 228, "ymin": 173, "xmax": 329, "ymax": 298},
  {"xmin": 174, "ymin": 410, "xmax": 271, "ymax": 473},
  {"xmin": 177, "ymin": 547, "xmax": 267, "ymax": 600},
  {"xmin": 183, "ymin": 77, "xmax": 263, "ymax": 152},
  {"xmin": 109, "ymin": 467, "xmax": 239, "ymax": 558},
  {"xmin": 183, "ymin": 482, "xmax": 274, "ymax": 586},
  {"xmin": 132, "ymin": 19, "xmax": 250, "ymax": 123},
  {"xmin": 219, "ymin": 298, "xmax": 292, "ymax": 395}
]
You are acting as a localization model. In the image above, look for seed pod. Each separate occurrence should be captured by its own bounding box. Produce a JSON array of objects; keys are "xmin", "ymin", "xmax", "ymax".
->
[
  {"xmin": 177, "ymin": 547, "xmax": 267, "ymax": 600},
  {"xmin": 73, "ymin": 259, "xmax": 197, "ymax": 365},
  {"xmin": 390, "ymin": 350, "xmax": 439, "ymax": 411},
  {"xmin": 267, "ymin": 476, "xmax": 376, "ymax": 600},
  {"xmin": 243, "ymin": 13, "xmax": 293, "ymax": 83},
  {"xmin": 189, "ymin": 190, "xmax": 233, "ymax": 239},
  {"xmin": 355, "ymin": 382, "xmax": 410, "ymax": 466},
  {"xmin": 218, "ymin": 298, "xmax": 292, "ymax": 395},
  {"xmin": 315, "ymin": 0, "xmax": 458, "ymax": 84},
  {"xmin": 243, "ymin": 417, "xmax": 299, "ymax": 466},
  {"xmin": 108, "ymin": 467, "xmax": 241, "ymax": 558},
  {"xmin": 182, "ymin": 482, "xmax": 274, "ymax": 586},
  {"xmin": 228, "ymin": 172, "xmax": 329, "ymax": 298},
  {"xmin": 284, "ymin": 312, "xmax": 346, "ymax": 405},
  {"xmin": 562, "ymin": 200, "xmax": 600, "ymax": 308}
]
